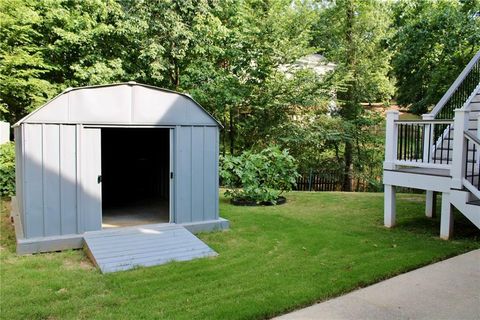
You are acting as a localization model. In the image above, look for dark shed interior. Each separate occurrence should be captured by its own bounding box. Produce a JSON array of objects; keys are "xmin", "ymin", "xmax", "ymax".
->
[{"xmin": 101, "ymin": 128, "xmax": 170, "ymax": 227}]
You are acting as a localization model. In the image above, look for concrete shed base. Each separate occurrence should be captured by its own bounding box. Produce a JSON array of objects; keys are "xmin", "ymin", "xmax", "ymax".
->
[
  {"xmin": 12, "ymin": 196, "xmax": 229, "ymax": 255},
  {"xmin": 17, "ymin": 234, "xmax": 85, "ymax": 255},
  {"xmin": 181, "ymin": 218, "xmax": 230, "ymax": 234}
]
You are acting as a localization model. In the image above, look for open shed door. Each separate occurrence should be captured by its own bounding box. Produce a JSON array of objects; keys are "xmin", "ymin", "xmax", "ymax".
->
[
  {"xmin": 81, "ymin": 128, "xmax": 102, "ymax": 231},
  {"xmin": 169, "ymin": 128, "xmax": 174, "ymax": 222}
]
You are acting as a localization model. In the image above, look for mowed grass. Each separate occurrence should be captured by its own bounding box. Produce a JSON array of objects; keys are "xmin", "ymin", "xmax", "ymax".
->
[{"xmin": 0, "ymin": 192, "xmax": 479, "ymax": 320}]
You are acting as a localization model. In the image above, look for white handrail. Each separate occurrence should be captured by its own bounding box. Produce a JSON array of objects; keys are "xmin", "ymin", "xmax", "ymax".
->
[{"xmin": 429, "ymin": 50, "xmax": 480, "ymax": 117}]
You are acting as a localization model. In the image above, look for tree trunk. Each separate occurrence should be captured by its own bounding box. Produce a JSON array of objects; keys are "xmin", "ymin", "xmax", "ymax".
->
[
  {"xmin": 343, "ymin": 141, "xmax": 353, "ymax": 191},
  {"xmin": 229, "ymin": 106, "xmax": 235, "ymax": 155},
  {"xmin": 222, "ymin": 115, "xmax": 227, "ymax": 157},
  {"xmin": 342, "ymin": 0, "xmax": 356, "ymax": 192}
]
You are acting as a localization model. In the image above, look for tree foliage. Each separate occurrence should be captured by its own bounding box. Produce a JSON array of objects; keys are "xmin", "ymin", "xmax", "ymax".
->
[
  {"xmin": 391, "ymin": 0, "xmax": 480, "ymax": 114},
  {"xmin": 0, "ymin": 141, "xmax": 15, "ymax": 197},
  {"xmin": 310, "ymin": 0, "xmax": 393, "ymax": 190},
  {"xmin": 0, "ymin": 0, "xmax": 126, "ymax": 123},
  {"xmin": 1, "ymin": 0, "xmax": 478, "ymax": 193}
]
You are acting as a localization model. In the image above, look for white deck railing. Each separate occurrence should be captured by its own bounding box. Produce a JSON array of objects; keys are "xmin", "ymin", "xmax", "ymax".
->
[{"xmin": 384, "ymin": 111, "xmax": 453, "ymax": 170}]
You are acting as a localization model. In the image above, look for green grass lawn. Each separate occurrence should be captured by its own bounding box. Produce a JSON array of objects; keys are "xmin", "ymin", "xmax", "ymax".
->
[{"xmin": 1, "ymin": 192, "xmax": 478, "ymax": 320}]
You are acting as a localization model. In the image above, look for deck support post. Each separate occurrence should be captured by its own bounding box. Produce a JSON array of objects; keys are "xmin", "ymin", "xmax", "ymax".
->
[
  {"xmin": 384, "ymin": 184, "xmax": 396, "ymax": 228},
  {"xmin": 440, "ymin": 193, "xmax": 453, "ymax": 240},
  {"xmin": 425, "ymin": 190, "xmax": 437, "ymax": 218}
]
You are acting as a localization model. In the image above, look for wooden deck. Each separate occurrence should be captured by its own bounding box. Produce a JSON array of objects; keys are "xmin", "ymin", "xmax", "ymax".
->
[{"xmin": 84, "ymin": 224, "xmax": 217, "ymax": 273}]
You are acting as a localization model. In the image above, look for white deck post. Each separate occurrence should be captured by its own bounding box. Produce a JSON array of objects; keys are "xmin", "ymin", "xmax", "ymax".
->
[
  {"xmin": 384, "ymin": 110, "xmax": 399, "ymax": 170},
  {"xmin": 451, "ymin": 109, "xmax": 469, "ymax": 189},
  {"xmin": 440, "ymin": 193, "xmax": 453, "ymax": 240},
  {"xmin": 384, "ymin": 184, "xmax": 396, "ymax": 228},
  {"xmin": 384, "ymin": 110, "xmax": 398, "ymax": 228},
  {"xmin": 422, "ymin": 114, "xmax": 434, "ymax": 163},
  {"xmin": 425, "ymin": 190, "xmax": 436, "ymax": 218}
]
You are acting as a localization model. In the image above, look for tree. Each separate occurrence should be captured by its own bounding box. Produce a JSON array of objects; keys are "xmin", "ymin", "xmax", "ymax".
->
[
  {"xmin": 0, "ymin": 0, "xmax": 57, "ymax": 123},
  {"xmin": 0, "ymin": 0, "xmax": 126, "ymax": 124},
  {"xmin": 213, "ymin": 0, "xmax": 324, "ymax": 154},
  {"xmin": 311, "ymin": 0, "xmax": 394, "ymax": 191},
  {"xmin": 391, "ymin": 0, "xmax": 480, "ymax": 114}
]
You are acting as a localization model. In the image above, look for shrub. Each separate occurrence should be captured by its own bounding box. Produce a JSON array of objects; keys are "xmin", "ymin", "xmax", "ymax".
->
[
  {"xmin": 0, "ymin": 142, "xmax": 15, "ymax": 197},
  {"xmin": 220, "ymin": 146, "xmax": 299, "ymax": 204}
]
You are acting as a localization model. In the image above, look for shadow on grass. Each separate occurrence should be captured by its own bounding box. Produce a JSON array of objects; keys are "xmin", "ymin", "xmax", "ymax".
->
[
  {"xmin": 1, "ymin": 197, "xmax": 17, "ymax": 254},
  {"xmin": 396, "ymin": 210, "xmax": 480, "ymax": 241}
]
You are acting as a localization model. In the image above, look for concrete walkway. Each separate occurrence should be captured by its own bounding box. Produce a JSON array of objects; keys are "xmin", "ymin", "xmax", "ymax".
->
[{"xmin": 274, "ymin": 250, "xmax": 480, "ymax": 320}]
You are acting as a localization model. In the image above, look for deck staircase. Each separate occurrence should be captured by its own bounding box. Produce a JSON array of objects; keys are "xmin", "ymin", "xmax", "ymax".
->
[{"xmin": 383, "ymin": 50, "xmax": 480, "ymax": 239}]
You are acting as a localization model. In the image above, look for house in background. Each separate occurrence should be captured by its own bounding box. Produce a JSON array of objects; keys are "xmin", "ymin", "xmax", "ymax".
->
[
  {"xmin": 0, "ymin": 121, "xmax": 9, "ymax": 144},
  {"xmin": 11, "ymin": 82, "xmax": 228, "ymax": 271},
  {"xmin": 383, "ymin": 50, "xmax": 480, "ymax": 239},
  {"xmin": 279, "ymin": 53, "xmax": 336, "ymax": 77},
  {"xmin": 279, "ymin": 53, "xmax": 337, "ymax": 120}
]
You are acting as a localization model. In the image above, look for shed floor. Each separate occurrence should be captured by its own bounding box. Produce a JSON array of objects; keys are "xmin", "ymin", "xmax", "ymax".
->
[{"xmin": 102, "ymin": 200, "xmax": 169, "ymax": 228}]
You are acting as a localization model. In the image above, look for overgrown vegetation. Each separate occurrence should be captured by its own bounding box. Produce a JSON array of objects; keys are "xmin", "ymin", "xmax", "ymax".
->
[
  {"xmin": 1, "ymin": 193, "xmax": 479, "ymax": 319},
  {"xmin": 391, "ymin": 0, "xmax": 480, "ymax": 114},
  {"xmin": 0, "ymin": 142, "xmax": 15, "ymax": 197},
  {"xmin": 1, "ymin": 0, "xmax": 479, "ymax": 191},
  {"xmin": 220, "ymin": 146, "xmax": 299, "ymax": 204}
]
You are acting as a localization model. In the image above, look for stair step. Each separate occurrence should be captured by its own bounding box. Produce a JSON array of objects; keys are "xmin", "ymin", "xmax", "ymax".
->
[
  {"xmin": 466, "ymin": 200, "xmax": 480, "ymax": 206},
  {"xmin": 434, "ymin": 148, "xmax": 477, "ymax": 152},
  {"xmin": 431, "ymin": 158, "xmax": 477, "ymax": 163}
]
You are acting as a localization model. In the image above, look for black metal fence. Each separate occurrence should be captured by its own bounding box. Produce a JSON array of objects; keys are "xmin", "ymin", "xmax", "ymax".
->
[{"xmin": 294, "ymin": 171, "xmax": 343, "ymax": 192}]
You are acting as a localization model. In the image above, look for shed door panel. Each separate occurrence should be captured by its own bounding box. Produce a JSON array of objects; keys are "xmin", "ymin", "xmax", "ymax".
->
[{"xmin": 81, "ymin": 128, "xmax": 102, "ymax": 231}]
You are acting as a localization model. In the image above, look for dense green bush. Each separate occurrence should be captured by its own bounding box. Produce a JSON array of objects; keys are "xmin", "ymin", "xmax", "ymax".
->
[
  {"xmin": 220, "ymin": 146, "xmax": 299, "ymax": 204},
  {"xmin": 0, "ymin": 142, "xmax": 15, "ymax": 197}
]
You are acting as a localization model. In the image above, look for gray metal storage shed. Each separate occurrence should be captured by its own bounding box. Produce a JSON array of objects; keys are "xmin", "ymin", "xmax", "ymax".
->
[{"xmin": 12, "ymin": 82, "xmax": 228, "ymax": 254}]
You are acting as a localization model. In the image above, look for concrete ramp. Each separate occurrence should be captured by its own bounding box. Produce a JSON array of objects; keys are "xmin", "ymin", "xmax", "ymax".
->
[{"xmin": 84, "ymin": 224, "xmax": 217, "ymax": 273}]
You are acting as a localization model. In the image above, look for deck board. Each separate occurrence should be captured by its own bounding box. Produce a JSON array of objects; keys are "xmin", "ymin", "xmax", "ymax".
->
[
  {"xmin": 84, "ymin": 224, "xmax": 217, "ymax": 273},
  {"xmin": 393, "ymin": 167, "xmax": 451, "ymax": 177}
]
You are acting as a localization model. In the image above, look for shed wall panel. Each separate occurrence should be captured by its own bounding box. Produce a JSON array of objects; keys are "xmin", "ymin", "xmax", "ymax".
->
[
  {"xmin": 81, "ymin": 128, "xmax": 102, "ymax": 232},
  {"xmin": 24, "ymin": 124, "xmax": 44, "ymax": 237},
  {"xmin": 174, "ymin": 126, "xmax": 219, "ymax": 223},
  {"xmin": 14, "ymin": 126, "xmax": 25, "ymax": 234},
  {"xmin": 43, "ymin": 125, "xmax": 61, "ymax": 236},
  {"xmin": 191, "ymin": 127, "xmax": 205, "ymax": 222},
  {"xmin": 203, "ymin": 127, "xmax": 218, "ymax": 220},
  {"xmin": 60, "ymin": 125, "xmax": 78, "ymax": 234},
  {"xmin": 176, "ymin": 126, "xmax": 192, "ymax": 223}
]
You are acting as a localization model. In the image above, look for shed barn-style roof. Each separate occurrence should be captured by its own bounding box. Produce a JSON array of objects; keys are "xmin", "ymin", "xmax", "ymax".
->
[{"xmin": 14, "ymin": 82, "xmax": 221, "ymax": 127}]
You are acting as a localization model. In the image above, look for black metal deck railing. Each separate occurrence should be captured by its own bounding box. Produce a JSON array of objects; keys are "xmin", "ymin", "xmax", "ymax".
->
[
  {"xmin": 395, "ymin": 120, "xmax": 454, "ymax": 165},
  {"xmin": 464, "ymin": 132, "xmax": 480, "ymax": 191},
  {"xmin": 435, "ymin": 51, "xmax": 480, "ymax": 120}
]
